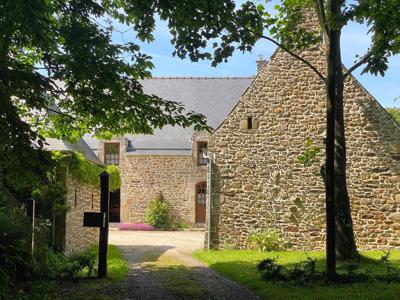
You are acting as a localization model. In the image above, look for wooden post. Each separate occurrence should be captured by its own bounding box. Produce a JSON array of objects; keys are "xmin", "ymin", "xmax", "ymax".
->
[{"xmin": 98, "ymin": 171, "xmax": 110, "ymax": 278}]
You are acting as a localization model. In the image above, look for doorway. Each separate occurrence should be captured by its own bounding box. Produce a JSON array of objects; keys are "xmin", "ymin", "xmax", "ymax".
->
[
  {"xmin": 109, "ymin": 189, "xmax": 121, "ymax": 223},
  {"xmin": 195, "ymin": 182, "xmax": 206, "ymax": 223}
]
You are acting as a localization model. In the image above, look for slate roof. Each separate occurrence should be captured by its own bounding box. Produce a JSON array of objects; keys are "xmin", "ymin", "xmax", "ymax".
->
[
  {"xmin": 84, "ymin": 77, "xmax": 253, "ymax": 155},
  {"xmin": 46, "ymin": 137, "xmax": 103, "ymax": 165}
]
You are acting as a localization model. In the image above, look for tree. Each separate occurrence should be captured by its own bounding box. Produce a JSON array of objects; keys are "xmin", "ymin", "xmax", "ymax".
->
[
  {"xmin": 103, "ymin": 0, "xmax": 400, "ymax": 275},
  {"xmin": 0, "ymin": 0, "xmax": 210, "ymax": 196},
  {"xmin": 387, "ymin": 107, "xmax": 400, "ymax": 124}
]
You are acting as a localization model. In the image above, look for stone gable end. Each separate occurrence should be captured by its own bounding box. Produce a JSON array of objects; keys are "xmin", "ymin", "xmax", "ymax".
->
[{"xmin": 208, "ymin": 46, "xmax": 400, "ymax": 250}]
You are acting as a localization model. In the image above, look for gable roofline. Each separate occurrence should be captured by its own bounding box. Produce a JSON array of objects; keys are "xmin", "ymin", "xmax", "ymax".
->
[
  {"xmin": 211, "ymin": 46, "xmax": 400, "ymax": 135},
  {"xmin": 211, "ymin": 48, "xmax": 280, "ymax": 134},
  {"xmin": 344, "ymin": 67, "xmax": 400, "ymax": 130},
  {"xmin": 148, "ymin": 76, "xmax": 254, "ymax": 80},
  {"xmin": 45, "ymin": 137, "xmax": 103, "ymax": 165}
]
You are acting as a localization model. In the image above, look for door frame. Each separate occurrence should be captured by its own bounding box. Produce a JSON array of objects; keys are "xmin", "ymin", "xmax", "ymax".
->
[{"xmin": 195, "ymin": 181, "xmax": 207, "ymax": 223}]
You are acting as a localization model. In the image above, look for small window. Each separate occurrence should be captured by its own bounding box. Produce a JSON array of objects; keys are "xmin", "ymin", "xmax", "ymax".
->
[
  {"xmin": 198, "ymin": 142, "xmax": 208, "ymax": 166},
  {"xmin": 104, "ymin": 143, "xmax": 119, "ymax": 165},
  {"xmin": 74, "ymin": 189, "xmax": 78, "ymax": 207},
  {"xmin": 247, "ymin": 117, "xmax": 253, "ymax": 129}
]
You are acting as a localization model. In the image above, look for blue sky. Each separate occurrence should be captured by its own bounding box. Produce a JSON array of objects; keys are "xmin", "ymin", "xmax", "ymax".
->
[{"xmin": 111, "ymin": 3, "xmax": 399, "ymax": 108}]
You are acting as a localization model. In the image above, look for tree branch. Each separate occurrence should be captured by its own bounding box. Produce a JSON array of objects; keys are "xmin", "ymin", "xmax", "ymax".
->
[
  {"xmin": 314, "ymin": 0, "xmax": 329, "ymax": 38},
  {"xmin": 47, "ymin": 106, "xmax": 77, "ymax": 120},
  {"xmin": 343, "ymin": 51, "xmax": 373, "ymax": 79},
  {"xmin": 242, "ymin": 26, "xmax": 326, "ymax": 83}
]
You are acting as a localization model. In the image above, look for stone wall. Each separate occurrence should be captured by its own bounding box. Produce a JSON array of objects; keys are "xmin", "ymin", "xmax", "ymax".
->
[
  {"xmin": 98, "ymin": 133, "xmax": 210, "ymax": 224},
  {"xmin": 121, "ymin": 155, "xmax": 193, "ymax": 223},
  {"xmin": 208, "ymin": 45, "xmax": 400, "ymax": 250},
  {"xmin": 65, "ymin": 174, "xmax": 100, "ymax": 255}
]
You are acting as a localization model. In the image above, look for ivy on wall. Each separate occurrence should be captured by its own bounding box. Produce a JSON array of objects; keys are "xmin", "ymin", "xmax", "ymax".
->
[{"xmin": 52, "ymin": 151, "xmax": 121, "ymax": 192}]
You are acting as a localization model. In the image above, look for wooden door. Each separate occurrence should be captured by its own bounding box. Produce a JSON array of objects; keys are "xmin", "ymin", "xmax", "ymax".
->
[
  {"xmin": 109, "ymin": 189, "xmax": 120, "ymax": 223},
  {"xmin": 195, "ymin": 182, "xmax": 207, "ymax": 223}
]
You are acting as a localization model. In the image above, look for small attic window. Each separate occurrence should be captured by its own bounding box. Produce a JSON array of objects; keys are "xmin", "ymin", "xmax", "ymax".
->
[
  {"xmin": 247, "ymin": 117, "xmax": 253, "ymax": 129},
  {"xmin": 105, "ymin": 143, "xmax": 120, "ymax": 165}
]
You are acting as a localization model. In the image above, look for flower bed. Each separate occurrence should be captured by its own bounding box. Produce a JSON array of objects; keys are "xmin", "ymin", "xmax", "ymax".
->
[{"xmin": 118, "ymin": 223, "xmax": 155, "ymax": 231}]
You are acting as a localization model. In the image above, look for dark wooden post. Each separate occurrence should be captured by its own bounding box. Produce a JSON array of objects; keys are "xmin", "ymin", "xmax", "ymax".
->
[{"xmin": 98, "ymin": 171, "xmax": 110, "ymax": 278}]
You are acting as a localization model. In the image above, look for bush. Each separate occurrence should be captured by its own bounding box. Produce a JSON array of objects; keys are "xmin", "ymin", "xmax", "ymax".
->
[
  {"xmin": 257, "ymin": 256, "xmax": 319, "ymax": 285},
  {"xmin": 145, "ymin": 193, "xmax": 169, "ymax": 229},
  {"xmin": 169, "ymin": 221, "xmax": 190, "ymax": 231},
  {"xmin": 0, "ymin": 191, "xmax": 33, "ymax": 298},
  {"xmin": 248, "ymin": 229, "xmax": 289, "ymax": 252},
  {"xmin": 43, "ymin": 248, "xmax": 97, "ymax": 279}
]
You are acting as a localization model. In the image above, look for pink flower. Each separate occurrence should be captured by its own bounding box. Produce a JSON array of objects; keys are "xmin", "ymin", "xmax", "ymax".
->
[{"xmin": 118, "ymin": 223, "xmax": 155, "ymax": 231}]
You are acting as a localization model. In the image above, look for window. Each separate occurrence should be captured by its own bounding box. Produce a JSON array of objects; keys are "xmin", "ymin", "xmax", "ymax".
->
[
  {"xmin": 74, "ymin": 189, "xmax": 78, "ymax": 207},
  {"xmin": 196, "ymin": 182, "xmax": 207, "ymax": 205},
  {"xmin": 198, "ymin": 142, "xmax": 208, "ymax": 166},
  {"xmin": 247, "ymin": 117, "xmax": 253, "ymax": 129},
  {"xmin": 104, "ymin": 143, "xmax": 120, "ymax": 165}
]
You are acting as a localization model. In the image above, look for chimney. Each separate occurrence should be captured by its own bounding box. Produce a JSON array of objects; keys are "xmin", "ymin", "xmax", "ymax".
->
[
  {"xmin": 300, "ymin": 8, "xmax": 321, "ymax": 33},
  {"xmin": 256, "ymin": 59, "xmax": 267, "ymax": 73}
]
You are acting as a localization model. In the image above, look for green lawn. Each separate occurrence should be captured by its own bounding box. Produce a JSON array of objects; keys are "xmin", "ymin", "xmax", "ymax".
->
[
  {"xmin": 90, "ymin": 244, "xmax": 129, "ymax": 281},
  {"xmin": 193, "ymin": 250, "xmax": 400, "ymax": 300}
]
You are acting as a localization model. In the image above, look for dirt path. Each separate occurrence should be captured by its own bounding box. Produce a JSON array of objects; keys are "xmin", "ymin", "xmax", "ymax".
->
[{"xmin": 109, "ymin": 230, "xmax": 260, "ymax": 300}]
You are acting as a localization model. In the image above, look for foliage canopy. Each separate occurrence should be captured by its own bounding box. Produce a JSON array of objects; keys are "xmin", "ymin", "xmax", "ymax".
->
[{"xmin": 387, "ymin": 107, "xmax": 400, "ymax": 125}]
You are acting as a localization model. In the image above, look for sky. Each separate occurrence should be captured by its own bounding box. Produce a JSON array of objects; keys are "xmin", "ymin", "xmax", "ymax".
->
[{"xmin": 111, "ymin": 3, "xmax": 399, "ymax": 108}]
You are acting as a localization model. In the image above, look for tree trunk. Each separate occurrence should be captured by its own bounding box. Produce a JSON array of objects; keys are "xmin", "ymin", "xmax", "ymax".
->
[
  {"xmin": 325, "ymin": 0, "xmax": 358, "ymax": 261},
  {"xmin": 333, "ymin": 40, "xmax": 358, "ymax": 260},
  {"xmin": 325, "ymin": 0, "xmax": 338, "ymax": 278}
]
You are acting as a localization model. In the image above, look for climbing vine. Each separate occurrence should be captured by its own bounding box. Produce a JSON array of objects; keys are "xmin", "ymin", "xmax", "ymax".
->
[{"xmin": 52, "ymin": 151, "xmax": 120, "ymax": 191}]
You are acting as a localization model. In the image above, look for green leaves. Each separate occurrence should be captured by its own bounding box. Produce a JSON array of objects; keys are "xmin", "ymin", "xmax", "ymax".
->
[
  {"xmin": 387, "ymin": 107, "xmax": 400, "ymax": 124},
  {"xmin": 145, "ymin": 192, "xmax": 170, "ymax": 229},
  {"xmin": 1, "ymin": 0, "xmax": 213, "ymax": 194},
  {"xmin": 298, "ymin": 138, "xmax": 321, "ymax": 167},
  {"xmin": 346, "ymin": 0, "xmax": 400, "ymax": 76},
  {"xmin": 56, "ymin": 151, "xmax": 121, "ymax": 191}
]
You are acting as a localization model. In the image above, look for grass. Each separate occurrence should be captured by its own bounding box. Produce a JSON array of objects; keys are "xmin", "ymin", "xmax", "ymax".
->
[
  {"xmin": 193, "ymin": 249, "xmax": 400, "ymax": 300},
  {"xmin": 92, "ymin": 244, "xmax": 129, "ymax": 281},
  {"xmin": 25, "ymin": 245, "xmax": 129, "ymax": 300}
]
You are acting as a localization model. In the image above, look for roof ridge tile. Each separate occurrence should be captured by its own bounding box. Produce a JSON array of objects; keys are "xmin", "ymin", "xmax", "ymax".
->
[{"xmin": 149, "ymin": 76, "xmax": 254, "ymax": 80}]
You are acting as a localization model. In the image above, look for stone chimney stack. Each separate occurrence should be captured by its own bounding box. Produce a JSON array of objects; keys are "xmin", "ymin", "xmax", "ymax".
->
[
  {"xmin": 256, "ymin": 59, "xmax": 267, "ymax": 73},
  {"xmin": 300, "ymin": 8, "xmax": 321, "ymax": 34}
]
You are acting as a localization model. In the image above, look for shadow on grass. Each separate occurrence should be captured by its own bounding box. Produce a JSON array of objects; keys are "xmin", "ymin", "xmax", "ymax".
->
[{"xmin": 194, "ymin": 250, "xmax": 400, "ymax": 300}]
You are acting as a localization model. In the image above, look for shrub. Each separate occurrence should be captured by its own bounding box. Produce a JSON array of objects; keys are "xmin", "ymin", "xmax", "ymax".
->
[
  {"xmin": 0, "ymin": 191, "xmax": 33, "ymax": 297},
  {"xmin": 168, "ymin": 221, "xmax": 190, "ymax": 231},
  {"xmin": 44, "ymin": 248, "xmax": 97, "ymax": 279},
  {"xmin": 145, "ymin": 193, "xmax": 169, "ymax": 229},
  {"xmin": 257, "ymin": 255, "xmax": 319, "ymax": 285},
  {"xmin": 248, "ymin": 229, "xmax": 289, "ymax": 252},
  {"xmin": 118, "ymin": 223, "xmax": 155, "ymax": 231}
]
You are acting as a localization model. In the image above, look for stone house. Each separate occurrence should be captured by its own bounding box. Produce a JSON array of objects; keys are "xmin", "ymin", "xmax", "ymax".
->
[
  {"xmin": 207, "ymin": 13, "xmax": 400, "ymax": 250},
  {"xmin": 85, "ymin": 77, "xmax": 252, "ymax": 225},
  {"xmin": 46, "ymin": 138, "xmax": 101, "ymax": 255}
]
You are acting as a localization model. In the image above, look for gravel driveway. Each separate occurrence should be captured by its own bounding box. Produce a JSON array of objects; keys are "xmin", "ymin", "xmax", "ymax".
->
[{"xmin": 109, "ymin": 230, "xmax": 259, "ymax": 300}]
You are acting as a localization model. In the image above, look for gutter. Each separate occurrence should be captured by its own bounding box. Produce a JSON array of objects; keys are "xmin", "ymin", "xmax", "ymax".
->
[{"xmin": 203, "ymin": 152, "xmax": 215, "ymax": 251}]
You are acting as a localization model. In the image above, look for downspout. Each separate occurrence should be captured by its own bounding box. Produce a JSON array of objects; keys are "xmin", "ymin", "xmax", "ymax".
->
[{"xmin": 204, "ymin": 152, "xmax": 214, "ymax": 251}]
